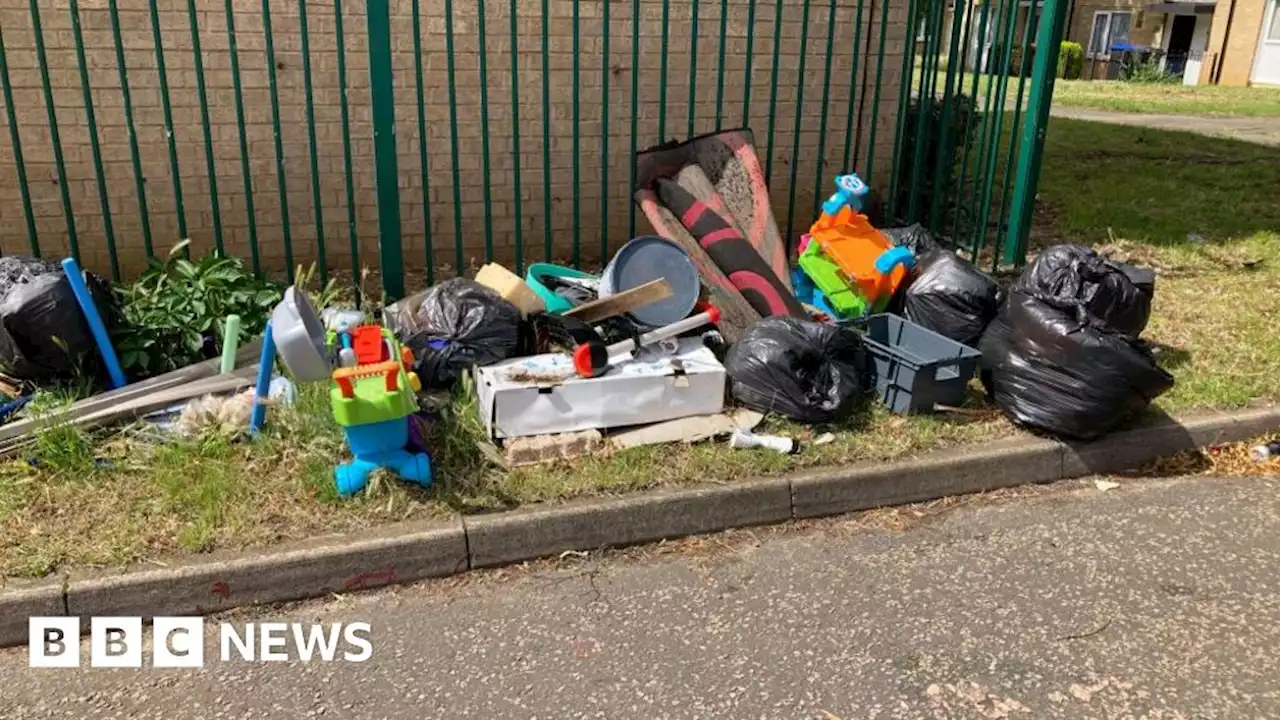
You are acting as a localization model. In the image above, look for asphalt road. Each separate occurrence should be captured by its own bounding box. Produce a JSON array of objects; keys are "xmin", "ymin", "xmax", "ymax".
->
[{"xmin": 2, "ymin": 473, "xmax": 1279, "ymax": 719}]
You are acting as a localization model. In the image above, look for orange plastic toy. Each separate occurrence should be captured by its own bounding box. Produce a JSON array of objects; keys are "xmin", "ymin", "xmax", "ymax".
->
[{"xmin": 807, "ymin": 175, "xmax": 916, "ymax": 312}]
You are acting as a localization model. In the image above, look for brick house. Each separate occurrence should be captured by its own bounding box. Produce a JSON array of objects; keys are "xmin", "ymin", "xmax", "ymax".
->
[{"xmin": 1065, "ymin": 0, "xmax": 1280, "ymax": 85}]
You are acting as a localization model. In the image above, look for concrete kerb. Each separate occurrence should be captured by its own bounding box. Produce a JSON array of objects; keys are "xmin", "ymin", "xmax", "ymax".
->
[
  {"xmin": 0, "ymin": 578, "xmax": 66, "ymax": 650},
  {"xmin": 0, "ymin": 406, "xmax": 1276, "ymax": 648},
  {"xmin": 464, "ymin": 478, "xmax": 794, "ymax": 569},
  {"xmin": 790, "ymin": 435, "xmax": 1066, "ymax": 520}
]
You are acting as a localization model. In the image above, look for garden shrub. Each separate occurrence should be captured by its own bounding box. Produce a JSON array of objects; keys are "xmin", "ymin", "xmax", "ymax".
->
[
  {"xmin": 111, "ymin": 241, "xmax": 283, "ymax": 378},
  {"xmin": 1058, "ymin": 42, "xmax": 1083, "ymax": 80}
]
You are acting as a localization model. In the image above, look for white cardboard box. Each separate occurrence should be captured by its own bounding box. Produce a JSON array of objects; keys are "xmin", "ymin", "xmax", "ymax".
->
[{"xmin": 475, "ymin": 338, "xmax": 727, "ymax": 439}]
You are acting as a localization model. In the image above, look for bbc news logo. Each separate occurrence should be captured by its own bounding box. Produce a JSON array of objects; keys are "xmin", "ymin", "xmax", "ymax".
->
[{"xmin": 29, "ymin": 617, "xmax": 373, "ymax": 668}]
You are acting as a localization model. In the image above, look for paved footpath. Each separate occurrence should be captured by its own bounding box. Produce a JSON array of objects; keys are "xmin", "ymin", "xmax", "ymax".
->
[
  {"xmin": 1050, "ymin": 106, "xmax": 1280, "ymax": 146},
  {"xmin": 3, "ymin": 474, "xmax": 1280, "ymax": 719}
]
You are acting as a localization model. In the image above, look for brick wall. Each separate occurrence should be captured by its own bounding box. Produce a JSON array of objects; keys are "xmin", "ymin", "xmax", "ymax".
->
[
  {"xmin": 0, "ymin": 0, "xmax": 910, "ymax": 281},
  {"xmin": 1206, "ymin": 0, "xmax": 1267, "ymax": 86},
  {"xmin": 1068, "ymin": 0, "xmax": 1162, "ymax": 79}
]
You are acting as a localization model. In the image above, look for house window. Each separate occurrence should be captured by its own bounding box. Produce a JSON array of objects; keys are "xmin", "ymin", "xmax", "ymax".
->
[
  {"xmin": 1087, "ymin": 11, "xmax": 1133, "ymax": 58},
  {"xmin": 1268, "ymin": 0, "xmax": 1280, "ymax": 41}
]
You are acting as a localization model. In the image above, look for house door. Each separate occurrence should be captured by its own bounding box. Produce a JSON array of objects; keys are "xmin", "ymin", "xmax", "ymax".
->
[
  {"xmin": 1166, "ymin": 14, "xmax": 1196, "ymax": 76},
  {"xmin": 1254, "ymin": 0, "xmax": 1280, "ymax": 84},
  {"xmin": 1182, "ymin": 16, "xmax": 1210, "ymax": 85}
]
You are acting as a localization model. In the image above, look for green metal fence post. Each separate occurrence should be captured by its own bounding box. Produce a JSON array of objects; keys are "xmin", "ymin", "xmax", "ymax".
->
[
  {"xmin": 334, "ymin": 0, "xmax": 359, "ymax": 281},
  {"xmin": 261, "ymin": 0, "xmax": 293, "ymax": 277},
  {"xmin": 994, "ymin": 0, "xmax": 1041, "ymax": 266},
  {"xmin": 186, "ymin": 0, "xmax": 223, "ymax": 258},
  {"xmin": 839, "ymin": 0, "xmax": 866, "ymax": 175},
  {"xmin": 476, "ymin": 0, "xmax": 495, "ymax": 262},
  {"xmin": 542, "ymin": 0, "xmax": 555, "ymax": 259},
  {"xmin": 782, "ymin": 0, "xmax": 814, "ymax": 245},
  {"xmin": 412, "ymin": 0, "xmax": 436, "ymax": 284},
  {"xmin": 368, "ymin": 0, "xmax": 404, "ymax": 299},
  {"xmin": 763, "ymin": 0, "xmax": 784, "ymax": 184},
  {"xmin": 571, "ymin": 0, "xmax": 581, "ymax": 266},
  {"xmin": 299, "ymin": 0, "xmax": 326, "ymax": 278},
  {"xmin": 444, "ymin": 0, "xmax": 465, "ymax": 274},
  {"xmin": 70, "ymin": 0, "xmax": 119, "ymax": 279},
  {"xmin": 225, "ymin": 0, "xmax": 259, "ymax": 274},
  {"xmin": 600, "ymin": 0, "xmax": 610, "ymax": 259},
  {"xmin": 714, "ymin": 0, "xmax": 729, "ymax": 129},
  {"xmin": 108, "ymin": 0, "xmax": 153, "ymax": 260},
  {"xmin": 29, "ymin": 0, "xmax": 79, "ymax": 261},
  {"xmin": 1005, "ymin": 0, "xmax": 1067, "ymax": 266},
  {"xmin": 740, "ymin": 0, "xmax": 758, "ymax": 126},
  {"xmin": 906, "ymin": 0, "xmax": 947, "ymax": 221},
  {"xmin": 863, "ymin": 0, "xmax": 891, "ymax": 184},
  {"xmin": 812, "ymin": 0, "xmax": 840, "ymax": 219},
  {"xmin": 628, "ymin": 0, "xmax": 640, "ymax": 239},
  {"xmin": 0, "ymin": 25, "xmax": 39, "ymax": 256},
  {"xmin": 658, "ymin": 0, "xmax": 670, "ymax": 142},
  {"xmin": 687, "ymin": 0, "xmax": 700, "ymax": 138},
  {"xmin": 512, "ymin": 0, "xmax": 527, "ymax": 272},
  {"xmin": 927, "ymin": 0, "xmax": 970, "ymax": 231},
  {"xmin": 148, "ymin": 0, "xmax": 187, "ymax": 246}
]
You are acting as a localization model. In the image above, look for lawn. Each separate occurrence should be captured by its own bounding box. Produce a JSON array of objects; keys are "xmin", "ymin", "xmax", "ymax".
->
[
  {"xmin": 914, "ymin": 66, "xmax": 1280, "ymax": 117},
  {"xmin": 1052, "ymin": 80, "xmax": 1280, "ymax": 117},
  {"xmin": 2, "ymin": 118, "xmax": 1277, "ymax": 579}
]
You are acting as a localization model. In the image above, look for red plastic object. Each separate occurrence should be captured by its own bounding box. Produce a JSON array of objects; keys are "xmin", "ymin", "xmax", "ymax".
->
[
  {"xmin": 334, "ymin": 375, "xmax": 355, "ymax": 399},
  {"xmin": 352, "ymin": 325, "xmax": 387, "ymax": 365}
]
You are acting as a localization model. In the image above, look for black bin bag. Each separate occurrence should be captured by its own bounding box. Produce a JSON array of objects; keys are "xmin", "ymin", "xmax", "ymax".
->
[
  {"xmin": 903, "ymin": 250, "xmax": 1002, "ymax": 347},
  {"xmin": 385, "ymin": 278, "xmax": 522, "ymax": 390},
  {"xmin": 0, "ymin": 256, "xmax": 113, "ymax": 382},
  {"xmin": 980, "ymin": 290, "xmax": 1174, "ymax": 440},
  {"xmin": 724, "ymin": 316, "xmax": 867, "ymax": 424},
  {"xmin": 881, "ymin": 223, "xmax": 938, "ymax": 256},
  {"xmin": 1014, "ymin": 244, "xmax": 1153, "ymax": 338}
]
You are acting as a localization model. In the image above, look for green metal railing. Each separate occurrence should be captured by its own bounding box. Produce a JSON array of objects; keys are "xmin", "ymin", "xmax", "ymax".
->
[{"xmin": 0, "ymin": 0, "xmax": 1063, "ymax": 297}]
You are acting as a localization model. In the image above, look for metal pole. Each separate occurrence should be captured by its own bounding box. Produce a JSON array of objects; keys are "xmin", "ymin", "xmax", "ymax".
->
[
  {"xmin": 367, "ymin": 0, "xmax": 405, "ymax": 299},
  {"xmin": 1004, "ymin": 0, "xmax": 1067, "ymax": 266}
]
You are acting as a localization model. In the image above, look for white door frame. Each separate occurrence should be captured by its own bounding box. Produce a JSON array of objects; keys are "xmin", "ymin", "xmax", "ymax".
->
[{"xmin": 1254, "ymin": 0, "xmax": 1280, "ymax": 85}]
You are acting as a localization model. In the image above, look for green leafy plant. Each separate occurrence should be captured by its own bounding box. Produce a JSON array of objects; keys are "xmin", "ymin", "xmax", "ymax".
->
[
  {"xmin": 1058, "ymin": 41, "xmax": 1084, "ymax": 80},
  {"xmin": 1121, "ymin": 58, "xmax": 1179, "ymax": 84},
  {"xmin": 111, "ymin": 241, "xmax": 283, "ymax": 378}
]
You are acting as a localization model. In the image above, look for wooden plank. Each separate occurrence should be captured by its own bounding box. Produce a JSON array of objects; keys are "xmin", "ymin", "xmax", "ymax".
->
[
  {"xmin": 0, "ymin": 369, "xmax": 260, "ymax": 459},
  {"xmin": 606, "ymin": 409, "xmax": 763, "ymax": 451},
  {"xmin": 0, "ymin": 340, "xmax": 263, "ymax": 443},
  {"xmin": 563, "ymin": 279, "xmax": 673, "ymax": 324}
]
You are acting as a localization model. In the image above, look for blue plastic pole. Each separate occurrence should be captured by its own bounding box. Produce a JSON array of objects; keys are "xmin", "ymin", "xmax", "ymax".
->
[
  {"xmin": 60, "ymin": 258, "xmax": 127, "ymax": 389},
  {"xmin": 249, "ymin": 321, "xmax": 276, "ymax": 434}
]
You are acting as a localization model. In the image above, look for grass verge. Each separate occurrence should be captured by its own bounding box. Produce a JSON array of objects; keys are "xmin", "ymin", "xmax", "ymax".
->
[
  {"xmin": 2, "ymin": 118, "xmax": 1277, "ymax": 579},
  {"xmin": 1051, "ymin": 80, "xmax": 1280, "ymax": 118}
]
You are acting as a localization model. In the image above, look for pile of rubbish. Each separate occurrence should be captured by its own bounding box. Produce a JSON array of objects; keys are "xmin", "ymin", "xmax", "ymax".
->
[{"xmin": 2, "ymin": 129, "xmax": 1176, "ymax": 498}]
